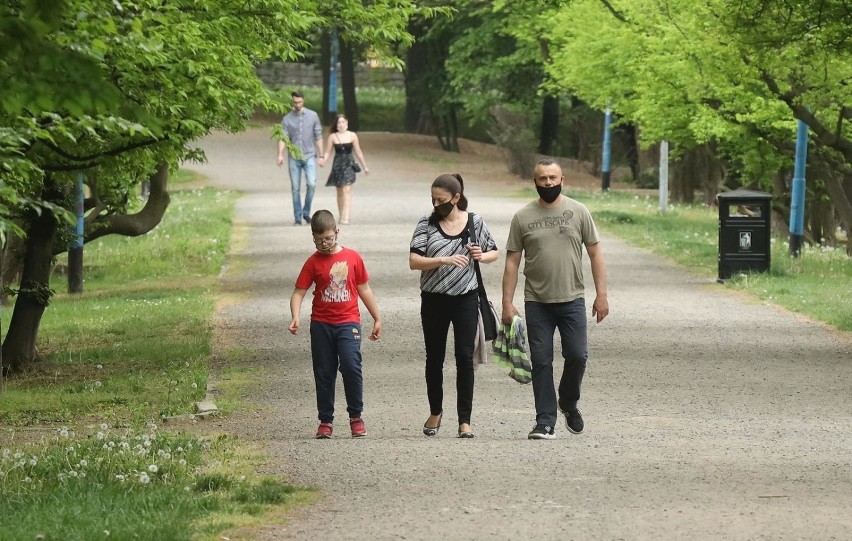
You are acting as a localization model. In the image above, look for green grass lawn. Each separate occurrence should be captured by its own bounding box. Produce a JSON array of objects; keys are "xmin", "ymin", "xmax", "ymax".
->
[
  {"xmin": 0, "ymin": 178, "xmax": 312, "ymax": 540},
  {"xmin": 565, "ymin": 189, "xmax": 852, "ymax": 332}
]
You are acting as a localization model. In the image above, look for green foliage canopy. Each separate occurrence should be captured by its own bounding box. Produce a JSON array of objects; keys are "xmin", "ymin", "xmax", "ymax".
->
[
  {"xmin": 544, "ymin": 0, "xmax": 852, "ymax": 183},
  {"xmin": 0, "ymin": 0, "xmax": 430, "ymax": 237}
]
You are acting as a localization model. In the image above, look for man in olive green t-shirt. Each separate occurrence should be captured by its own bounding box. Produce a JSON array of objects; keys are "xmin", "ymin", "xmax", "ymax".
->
[{"xmin": 502, "ymin": 159, "xmax": 609, "ymax": 440}]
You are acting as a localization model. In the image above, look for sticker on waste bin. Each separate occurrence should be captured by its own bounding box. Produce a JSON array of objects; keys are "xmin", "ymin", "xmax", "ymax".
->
[{"xmin": 739, "ymin": 231, "xmax": 752, "ymax": 250}]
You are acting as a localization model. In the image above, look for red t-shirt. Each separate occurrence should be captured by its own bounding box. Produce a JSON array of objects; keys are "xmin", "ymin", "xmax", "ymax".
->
[{"xmin": 295, "ymin": 247, "xmax": 369, "ymax": 325}]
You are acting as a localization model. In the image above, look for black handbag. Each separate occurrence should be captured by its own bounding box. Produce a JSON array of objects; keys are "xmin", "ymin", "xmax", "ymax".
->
[
  {"xmin": 351, "ymin": 162, "xmax": 361, "ymax": 173},
  {"xmin": 467, "ymin": 213, "xmax": 498, "ymax": 341}
]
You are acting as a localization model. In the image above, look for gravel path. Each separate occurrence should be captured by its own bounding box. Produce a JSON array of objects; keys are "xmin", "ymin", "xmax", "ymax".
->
[{"xmin": 185, "ymin": 128, "xmax": 852, "ymax": 540}]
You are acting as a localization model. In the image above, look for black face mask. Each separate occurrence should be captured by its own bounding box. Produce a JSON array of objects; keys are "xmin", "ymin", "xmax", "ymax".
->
[
  {"xmin": 536, "ymin": 184, "xmax": 563, "ymax": 203},
  {"xmin": 434, "ymin": 201, "xmax": 455, "ymax": 217}
]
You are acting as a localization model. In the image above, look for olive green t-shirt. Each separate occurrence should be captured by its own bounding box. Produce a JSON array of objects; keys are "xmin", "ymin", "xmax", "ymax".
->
[{"xmin": 505, "ymin": 197, "xmax": 600, "ymax": 303}]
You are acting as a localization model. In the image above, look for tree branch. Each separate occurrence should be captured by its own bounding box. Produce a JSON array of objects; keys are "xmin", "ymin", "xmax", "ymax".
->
[
  {"xmin": 81, "ymin": 163, "xmax": 171, "ymax": 244},
  {"xmin": 40, "ymin": 136, "xmax": 160, "ymax": 164},
  {"xmin": 758, "ymin": 70, "xmax": 852, "ymax": 164},
  {"xmin": 598, "ymin": 0, "xmax": 630, "ymax": 23}
]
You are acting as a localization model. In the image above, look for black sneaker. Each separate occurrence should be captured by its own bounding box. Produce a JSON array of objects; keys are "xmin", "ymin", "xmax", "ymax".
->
[
  {"xmin": 527, "ymin": 424, "xmax": 556, "ymax": 440},
  {"xmin": 563, "ymin": 408, "xmax": 584, "ymax": 434}
]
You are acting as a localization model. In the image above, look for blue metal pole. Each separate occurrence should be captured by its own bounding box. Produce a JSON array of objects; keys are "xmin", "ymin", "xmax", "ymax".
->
[
  {"xmin": 68, "ymin": 172, "xmax": 85, "ymax": 293},
  {"xmin": 601, "ymin": 103, "xmax": 612, "ymax": 191},
  {"xmin": 789, "ymin": 118, "xmax": 808, "ymax": 256},
  {"xmin": 329, "ymin": 29, "xmax": 339, "ymax": 116}
]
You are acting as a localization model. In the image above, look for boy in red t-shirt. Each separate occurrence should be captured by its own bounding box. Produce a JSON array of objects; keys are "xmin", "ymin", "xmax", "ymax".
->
[{"xmin": 289, "ymin": 210, "xmax": 382, "ymax": 439}]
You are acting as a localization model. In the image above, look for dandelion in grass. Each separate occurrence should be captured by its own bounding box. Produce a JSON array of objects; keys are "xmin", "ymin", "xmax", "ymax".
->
[
  {"xmin": 24, "ymin": 476, "xmax": 32, "ymax": 483},
  {"xmin": 139, "ymin": 472, "xmax": 150, "ymax": 484},
  {"xmin": 179, "ymin": 459, "xmax": 187, "ymax": 466},
  {"xmin": 148, "ymin": 464, "xmax": 158, "ymax": 473},
  {"xmin": 116, "ymin": 474, "xmax": 126, "ymax": 481}
]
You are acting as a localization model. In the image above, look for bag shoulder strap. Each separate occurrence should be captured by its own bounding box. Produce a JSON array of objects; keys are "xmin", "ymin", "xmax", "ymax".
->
[{"xmin": 467, "ymin": 212, "xmax": 486, "ymax": 295}]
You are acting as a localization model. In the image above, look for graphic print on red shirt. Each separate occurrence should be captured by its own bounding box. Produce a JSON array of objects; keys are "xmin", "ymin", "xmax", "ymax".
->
[
  {"xmin": 322, "ymin": 260, "xmax": 352, "ymax": 303},
  {"xmin": 295, "ymin": 247, "xmax": 368, "ymax": 325}
]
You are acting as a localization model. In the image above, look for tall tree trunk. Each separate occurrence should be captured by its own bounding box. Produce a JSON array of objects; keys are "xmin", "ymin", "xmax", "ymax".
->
[
  {"xmin": 1, "ymin": 233, "xmax": 26, "ymax": 305},
  {"xmin": 320, "ymin": 32, "xmax": 332, "ymax": 125},
  {"xmin": 340, "ymin": 41, "xmax": 358, "ymax": 131},
  {"xmin": 621, "ymin": 124, "xmax": 640, "ymax": 181},
  {"xmin": 539, "ymin": 94, "xmax": 559, "ymax": 155},
  {"xmin": 404, "ymin": 24, "xmax": 428, "ymax": 133},
  {"xmin": 2, "ymin": 196, "xmax": 60, "ymax": 374},
  {"xmin": 824, "ymin": 174, "xmax": 852, "ymax": 255}
]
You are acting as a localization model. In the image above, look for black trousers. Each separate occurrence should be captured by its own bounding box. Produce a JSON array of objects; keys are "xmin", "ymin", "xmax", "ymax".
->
[{"xmin": 420, "ymin": 290, "xmax": 478, "ymax": 425}]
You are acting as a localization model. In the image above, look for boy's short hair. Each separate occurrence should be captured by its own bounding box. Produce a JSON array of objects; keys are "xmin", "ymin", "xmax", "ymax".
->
[{"xmin": 311, "ymin": 210, "xmax": 336, "ymax": 233}]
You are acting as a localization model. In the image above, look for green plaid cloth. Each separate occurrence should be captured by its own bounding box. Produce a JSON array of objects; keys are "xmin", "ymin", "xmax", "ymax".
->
[{"xmin": 492, "ymin": 315, "xmax": 532, "ymax": 384}]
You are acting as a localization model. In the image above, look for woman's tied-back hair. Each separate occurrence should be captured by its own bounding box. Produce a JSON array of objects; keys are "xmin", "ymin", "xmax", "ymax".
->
[{"xmin": 311, "ymin": 210, "xmax": 337, "ymax": 233}]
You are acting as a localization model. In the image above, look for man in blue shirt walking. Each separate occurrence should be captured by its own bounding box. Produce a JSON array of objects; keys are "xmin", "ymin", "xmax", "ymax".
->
[{"xmin": 277, "ymin": 91, "xmax": 325, "ymax": 225}]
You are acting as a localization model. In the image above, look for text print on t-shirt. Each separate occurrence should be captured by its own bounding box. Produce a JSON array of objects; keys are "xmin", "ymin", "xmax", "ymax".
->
[
  {"xmin": 527, "ymin": 210, "xmax": 575, "ymax": 232},
  {"xmin": 322, "ymin": 261, "xmax": 352, "ymax": 303}
]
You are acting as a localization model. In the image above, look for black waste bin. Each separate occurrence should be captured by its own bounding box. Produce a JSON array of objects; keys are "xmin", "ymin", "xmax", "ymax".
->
[{"xmin": 717, "ymin": 189, "xmax": 772, "ymax": 281}]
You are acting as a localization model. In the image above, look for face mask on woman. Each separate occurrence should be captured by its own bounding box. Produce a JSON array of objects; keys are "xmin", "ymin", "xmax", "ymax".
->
[{"xmin": 434, "ymin": 201, "xmax": 455, "ymax": 217}]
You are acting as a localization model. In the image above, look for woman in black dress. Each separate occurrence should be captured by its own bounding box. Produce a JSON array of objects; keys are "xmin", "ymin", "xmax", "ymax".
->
[{"xmin": 319, "ymin": 115, "xmax": 369, "ymax": 225}]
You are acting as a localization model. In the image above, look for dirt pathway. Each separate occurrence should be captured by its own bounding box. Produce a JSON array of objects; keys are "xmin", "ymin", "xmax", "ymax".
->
[{"xmin": 185, "ymin": 128, "xmax": 852, "ymax": 540}]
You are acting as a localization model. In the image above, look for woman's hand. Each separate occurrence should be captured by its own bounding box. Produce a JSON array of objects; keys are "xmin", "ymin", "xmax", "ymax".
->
[
  {"xmin": 441, "ymin": 254, "xmax": 470, "ymax": 268},
  {"xmin": 466, "ymin": 244, "xmax": 483, "ymax": 261}
]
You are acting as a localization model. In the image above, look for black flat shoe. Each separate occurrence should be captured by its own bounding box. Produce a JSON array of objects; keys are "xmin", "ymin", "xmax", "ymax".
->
[
  {"xmin": 457, "ymin": 429, "xmax": 475, "ymax": 439},
  {"xmin": 423, "ymin": 412, "xmax": 442, "ymax": 436}
]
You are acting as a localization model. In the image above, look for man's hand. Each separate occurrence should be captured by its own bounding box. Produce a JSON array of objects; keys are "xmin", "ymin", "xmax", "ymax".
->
[
  {"xmin": 276, "ymin": 155, "xmax": 285, "ymax": 166},
  {"xmin": 501, "ymin": 303, "xmax": 518, "ymax": 325},
  {"xmin": 288, "ymin": 319, "xmax": 300, "ymax": 334},
  {"xmin": 592, "ymin": 295, "xmax": 609, "ymax": 323}
]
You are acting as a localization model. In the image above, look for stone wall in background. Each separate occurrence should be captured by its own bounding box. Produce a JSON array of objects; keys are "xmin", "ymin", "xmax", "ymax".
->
[{"xmin": 255, "ymin": 62, "xmax": 405, "ymax": 90}]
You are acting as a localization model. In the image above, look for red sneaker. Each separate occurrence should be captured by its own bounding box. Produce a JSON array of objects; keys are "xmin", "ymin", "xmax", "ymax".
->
[
  {"xmin": 315, "ymin": 422, "xmax": 333, "ymax": 439},
  {"xmin": 349, "ymin": 417, "xmax": 367, "ymax": 437}
]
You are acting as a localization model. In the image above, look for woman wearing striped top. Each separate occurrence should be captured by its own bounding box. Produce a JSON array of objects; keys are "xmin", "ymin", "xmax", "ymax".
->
[{"xmin": 409, "ymin": 173, "xmax": 499, "ymax": 438}]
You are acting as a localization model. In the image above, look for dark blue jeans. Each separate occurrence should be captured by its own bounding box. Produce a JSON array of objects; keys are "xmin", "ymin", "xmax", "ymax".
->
[
  {"xmin": 310, "ymin": 321, "xmax": 363, "ymax": 424},
  {"xmin": 525, "ymin": 299, "xmax": 588, "ymax": 427},
  {"xmin": 420, "ymin": 290, "xmax": 478, "ymax": 425}
]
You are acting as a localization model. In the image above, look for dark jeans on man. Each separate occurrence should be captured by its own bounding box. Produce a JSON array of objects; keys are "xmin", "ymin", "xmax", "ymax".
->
[
  {"xmin": 420, "ymin": 290, "xmax": 478, "ymax": 425},
  {"xmin": 310, "ymin": 321, "xmax": 363, "ymax": 424},
  {"xmin": 525, "ymin": 299, "xmax": 588, "ymax": 427}
]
